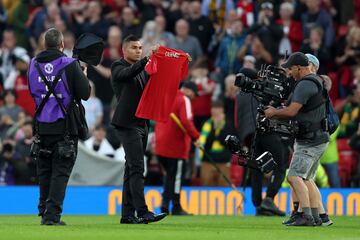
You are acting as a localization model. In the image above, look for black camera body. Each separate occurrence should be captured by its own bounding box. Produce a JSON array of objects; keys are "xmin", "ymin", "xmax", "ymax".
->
[
  {"xmin": 235, "ymin": 65, "xmax": 291, "ymax": 105},
  {"xmin": 236, "ymin": 65, "xmax": 296, "ymax": 136},
  {"xmin": 58, "ymin": 137, "xmax": 76, "ymax": 159}
]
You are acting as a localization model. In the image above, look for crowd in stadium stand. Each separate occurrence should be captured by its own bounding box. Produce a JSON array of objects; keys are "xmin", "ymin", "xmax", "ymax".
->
[{"xmin": 1, "ymin": 0, "xmax": 360, "ymax": 187}]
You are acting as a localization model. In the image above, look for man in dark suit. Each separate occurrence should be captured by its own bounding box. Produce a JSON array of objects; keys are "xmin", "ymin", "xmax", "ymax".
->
[{"xmin": 111, "ymin": 35, "xmax": 167, "ymax": 224}]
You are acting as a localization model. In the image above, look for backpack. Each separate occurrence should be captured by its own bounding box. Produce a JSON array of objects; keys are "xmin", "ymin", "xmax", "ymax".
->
[{"xmin": 300, "ymin": 75, "xmax": 339, "ymax": 135}]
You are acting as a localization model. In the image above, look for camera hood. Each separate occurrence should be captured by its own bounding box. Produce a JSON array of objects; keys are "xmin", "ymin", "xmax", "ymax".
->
[{"xmin": 73, "ymin": 33, "xmax": 105, "ymax": 66}]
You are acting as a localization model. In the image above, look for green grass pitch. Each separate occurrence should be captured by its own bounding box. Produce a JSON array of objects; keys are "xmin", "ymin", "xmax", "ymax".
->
[{"xmin": 0, "ymin": 215, "xmax": 359, "ymax": 240}]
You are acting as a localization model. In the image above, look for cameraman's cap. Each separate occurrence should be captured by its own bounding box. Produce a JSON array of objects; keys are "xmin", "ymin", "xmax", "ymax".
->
[
  {"xmin": 305, "ymin": 53, "xmax": 320, "ymax": 70},
  {"xmin": 181, "ymin": 81, "xmax": 198, "ymax": 96},
  {"xmin": 261, "ymin": 1, "xmax": 273, "ymax": 10},
  {"xmin": 281, "ymin": 52, "xmax": 309, "ymax": 68}
]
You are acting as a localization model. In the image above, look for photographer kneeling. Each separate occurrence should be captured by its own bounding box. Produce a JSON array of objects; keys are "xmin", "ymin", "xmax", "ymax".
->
[{"xmin": 264, "ymin": 52, "xmax": 329, "ymax": 226}]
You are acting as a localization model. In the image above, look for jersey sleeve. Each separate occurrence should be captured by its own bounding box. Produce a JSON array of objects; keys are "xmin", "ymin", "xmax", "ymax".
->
[
  {"xmin": 181, "ymin": 56, "xmax": 189, "ymax": 80},
  {"xmin": 144, "ymin": 55, "xmax": 158, "ymax": 75},
  {"xmin": 178, "ymin": 95, "xmax": 200, "ymax": 139}
]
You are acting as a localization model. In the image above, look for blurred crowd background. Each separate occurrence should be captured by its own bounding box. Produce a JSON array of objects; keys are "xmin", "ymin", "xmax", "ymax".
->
[{"xmin": 1, "ymin": 0, "xmax": 360, "ymax": 188}]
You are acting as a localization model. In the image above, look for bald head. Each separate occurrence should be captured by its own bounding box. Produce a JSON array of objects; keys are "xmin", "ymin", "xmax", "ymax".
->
[
  {"xmin": 108, "ymin": 26, "xmax": 122, "ymax": 47},
  {"xmin": 175, "ymin": 19, "xmax": 189, "ymax": 38}
]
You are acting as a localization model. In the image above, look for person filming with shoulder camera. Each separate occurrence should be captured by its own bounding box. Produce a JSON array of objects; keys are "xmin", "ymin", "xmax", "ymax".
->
[
  {"xmin": 27, "ymin": 28, "xmax": 90, "ymax": 226},
  {"xmin": 264, "ymin": 52, "xmax": 329, "ymax": 226}
]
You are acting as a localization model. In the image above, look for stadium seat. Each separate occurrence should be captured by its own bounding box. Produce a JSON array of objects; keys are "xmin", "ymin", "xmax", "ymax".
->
[
  {"xmin": 328, "ymin": 72, "xmax": 339, "ymax": 101},
  {"xmin": 230, "ymin": 163, "xmax": 244, "ymax": 187},
  {"xmin": 339, "ymin": 169, "xmax": 350, "ymax": 187},
  {"xmin": 337, "ymin": 138, "xmax": 351, "ymax": 151},
  {"xmin": 338, "ymin": 149, "xmax": 359, "ymax": 187}
]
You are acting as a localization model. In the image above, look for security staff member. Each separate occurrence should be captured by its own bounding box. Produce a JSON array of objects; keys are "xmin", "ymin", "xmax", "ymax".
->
[
  {"xmin": 235, "ymin": 68, "xmax": 287, "ymax": 216},
  {"xmin": 28, "ymin": 28, "xmax": 90, "ymax": 225},
  {"xmin": 265, "ymin": 52, "xmax": 329, "ymax": 226},
  {"xmin": 111, "ymin": 35, "xmax": 166, "ymax": 224}
]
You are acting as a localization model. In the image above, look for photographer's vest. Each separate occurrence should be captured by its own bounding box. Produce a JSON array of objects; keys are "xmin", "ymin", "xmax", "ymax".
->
[
  {"xmin": 290, "ymin": 74, "xmax": 327, "ymax": 135},
  {"xmin": 28, "ymin": 56, "xmax": 75, "ymax": 123}
]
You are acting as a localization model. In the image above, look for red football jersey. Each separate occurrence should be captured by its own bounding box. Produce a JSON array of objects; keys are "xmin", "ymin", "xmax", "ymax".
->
[{"xmin": 135, "ymin": 46, "xmax": 189, "ymax": 122}]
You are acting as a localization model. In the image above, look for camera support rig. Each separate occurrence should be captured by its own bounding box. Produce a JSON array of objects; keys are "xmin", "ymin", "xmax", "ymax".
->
[
  {"xmin": 226, "ymin": 64, "xmax": 296, "ymax": 174},
  {"xmin": 225, "ymin": 134, "xmax": 277, "ymax": 174}
]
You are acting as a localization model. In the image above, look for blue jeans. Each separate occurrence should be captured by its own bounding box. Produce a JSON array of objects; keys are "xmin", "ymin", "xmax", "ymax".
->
[{"xmin": 322, "ymin": 162, "xmax": 341, "ymax": 188}]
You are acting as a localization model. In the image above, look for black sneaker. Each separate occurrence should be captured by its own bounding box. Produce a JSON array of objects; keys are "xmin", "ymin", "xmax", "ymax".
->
[
  {"xmin": 41, "ymin": 220, "xmax": 66, "ymax": 226},
  {"xmin": 260, "ymin": 198, "xmax": 286, "ymax": 216},
  {"xmin": 320, "ymin": 214, "xmax": 333, "ymax": 226},
  {"xmin": 138, "ymin": 211, "xmax": 167, "ymax": 224},
  {"xmin": 120, "ymin": 215, "xmax": 142, "ymax": 224},
  {"xmin": 282, "ymin": 211, "xmax": 300, "ymax": 225},
  {"xmin": 314, "ymin": 216, "xmax": 322, "ymax": 226},
  {"xmin": 171, "ymin": 206, "xmax": 193, "ymax": 216},
  {"xmin": 286, "ymin": 214, "xmax": 315, "ymax": 227},
  {"xmin": 256, "ymin": 207, "xmax": 275, "ymax": 216}
]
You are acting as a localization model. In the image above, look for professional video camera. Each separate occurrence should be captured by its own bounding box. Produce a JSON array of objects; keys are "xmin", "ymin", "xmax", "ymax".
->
[
  {"xmin": 224, "ymin": 65, "xmax": 294, "ymax": 173},
  {"xmin": 235, "ymin": 65, "xmax": 291, "ymax": 105},
  {"xmin": 235, "ymin": 65, "xmax": 297, "ymax": 136}
]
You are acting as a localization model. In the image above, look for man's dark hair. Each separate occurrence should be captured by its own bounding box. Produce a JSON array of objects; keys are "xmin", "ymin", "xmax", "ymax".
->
[
  {"xmin": 44, "ymin": 28, "xmax": 64, "ymax": 49},
  {"xmin": 2, "ymin": 89, "xmax": 17, "ymax": 99},
  {"xmin": 123, "ymin": 35, "xmax": 140, "ymax": 47},
  {"xmin": 94, "ymin": 124, "xmax": 106, "ymax": 131}
]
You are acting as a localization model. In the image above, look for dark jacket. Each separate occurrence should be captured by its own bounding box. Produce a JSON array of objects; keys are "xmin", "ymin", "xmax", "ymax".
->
[
  {"xmin": 111, "ymin": 57, "xmax": 149, "ymax": 128},
  {"xmin": 235, "ymin": 92, "xmax": 258, "ymax": 142},
  {"xmin": 33, "ymin": 49, "xmax": 90, "ymax": 135}
]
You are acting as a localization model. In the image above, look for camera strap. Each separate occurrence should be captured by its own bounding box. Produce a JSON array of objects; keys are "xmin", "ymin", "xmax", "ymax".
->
[{"xmin": 34, "ymin": 62, "xmax": 70, "ymax": 136}]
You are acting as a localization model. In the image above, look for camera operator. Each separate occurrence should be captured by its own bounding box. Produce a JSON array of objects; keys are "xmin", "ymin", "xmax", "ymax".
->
[
  {"xmin": 264, "ymin": 52, "xmax": 329, "ymax": 226},
  {"xmin": 235, "ymin": 68, "xmax": 287, "ymax": 216},
  {"xmin": 27, "ymin": 28, "xmax": 90, "ymax": 225}
]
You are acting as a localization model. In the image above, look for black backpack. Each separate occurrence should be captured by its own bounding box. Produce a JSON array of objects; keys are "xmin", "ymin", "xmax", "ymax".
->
[{"xmin": 298, "ymin": 75, "xmax": 339, "ymax": 135}]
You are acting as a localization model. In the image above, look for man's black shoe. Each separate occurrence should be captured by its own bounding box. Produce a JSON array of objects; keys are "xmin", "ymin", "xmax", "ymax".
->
[
  {"xmin": 286, "ymin": 214, "xmax": 315, "ymax": 227},
  {"xmin": 138, "ymin": 211, "xmax": 167, "ymax": 224},
  {"xmin": 282, "ymin": 211, "xmax": 299, "ymax": 225},
  {"xmin": 256, "ymin": 207, "xmax": 275, "ymax": 216},
  {"xmin": 171, "ymin": 207, "xmax": 193, "ymax": 216},
  {"xmin": 320, "ymin": 213, "xmax": 333, "ymax": 226},
  {"xmin": 260, "ymin": 197, "xmax": 286, "ymax": 216},
  {"xmin": 120, "ymin": 215, "xmax": 142, "ymax": 224},
  {"xmin": 41, "ymin": 220, "xmax": 66, "ymax": 226},
  {"xmin": 160, "ymin": 207, "xmax": 169, "ymax": 215}
]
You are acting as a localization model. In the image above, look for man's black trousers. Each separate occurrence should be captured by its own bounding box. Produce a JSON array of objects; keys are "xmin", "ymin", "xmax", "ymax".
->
[
  {"xmin": 37, "ymin": 135, "xmax": 78, "ymax": 222},
  {"xmin": 157, "ymin": 156, "xmax": 186, "ymax": 209},
  {"xmin": 251, "ymin": 133, "xmax": 288, "ymax": 207},
  {"xmin": 117, "ymin": 126, "xmax": 149, "ymax": 217}
]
